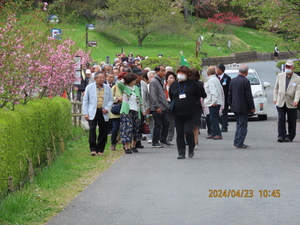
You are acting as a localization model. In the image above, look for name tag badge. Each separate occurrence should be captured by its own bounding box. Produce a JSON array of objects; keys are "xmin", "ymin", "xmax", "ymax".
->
[
  {"xmin": 222, "ymin": 78, "xmax": 227, "ymax": 85},
  {"xmin": 292, "ymin": 83, "xmax": 296, "ymax": 86},
  {"xmin": 179, "ymin": 94, "xmax": 186, "ymax": 99}
]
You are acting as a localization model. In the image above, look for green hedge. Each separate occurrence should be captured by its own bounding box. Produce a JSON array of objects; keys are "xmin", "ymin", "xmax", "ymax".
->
[{"xmin": 0, "ymin": 98, "xmax": 72, "ymax": 194}]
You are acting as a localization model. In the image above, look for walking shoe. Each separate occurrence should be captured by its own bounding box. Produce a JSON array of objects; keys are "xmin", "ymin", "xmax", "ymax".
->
[
  {"xmin": 188, "ymin": 151, "xmax": 194, "ymax": 158},
  {"xmin": 285, "ymin": 138, "xmax": 293, "ymax": 142},
  {"xmin": 236, "ymin": 144, "xmax": 250, "ymax": 149},
  {"xmin": 221, "ymin": 128, "xmax": 228, "ymax": 132},
  {"xmin": 135, "ymin": 141, "xmax": 144, "ymax": 148},
  {"xmin": 213, "ymin": 135, "xmax": 222, "ymax": 140},
  {"xmin": 148, "ymin": 139, "xmax": 152, "ymax": 144},
  {"xmin": 124, "ymin": 149, "xmax": 132, "ymax": 154},
  {"xmin": 177, "ymin": 155, "xmax": 185, "ymax": 159},
  {"xmin": 194, "ymin": 145, "xmax": 198, "ymax": 150},
  {"xmin": 160, "ymin": 140, "xmax": 172, "ymax": 146},
  {"xmin": 152, "ymin": 143, "xmax": 164, "ymax": 148},
  {"xmin": 131, "ymin": 147, "xmax": 139, "ymax": 153},
  {"xmin": 110, "ymin": 144, "xmax": 116, "ymax": 151},
  {"xmin": 277, "ymin": 138, "xmax": 285, "ymax": 143},
  {"xmin": 206, "ymin": 135, "xmax": 213, "ymax": 139}
]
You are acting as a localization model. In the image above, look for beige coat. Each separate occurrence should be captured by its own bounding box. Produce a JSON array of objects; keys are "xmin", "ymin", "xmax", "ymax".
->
[{"xmin": 273, "ymin": 72, "xmax": 300, "ymax": 108}]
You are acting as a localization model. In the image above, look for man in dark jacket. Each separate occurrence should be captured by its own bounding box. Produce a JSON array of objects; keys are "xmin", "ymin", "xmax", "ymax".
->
[
  {"xmin": 216, "ymin": 63, "xmax": 231, "ymax": 132},
  {"xmin": 149, "ymin": 65, "xmax": 170, "ymax": 148},
  {"xmin": 229, "ymin": 65, "xmax": 255, "ymax": 149}
]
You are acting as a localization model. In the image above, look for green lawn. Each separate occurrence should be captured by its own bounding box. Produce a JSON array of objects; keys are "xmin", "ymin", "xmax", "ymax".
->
[{"xmin": 59, "ymin": 19, "xmax": 288, "ymax": 64}]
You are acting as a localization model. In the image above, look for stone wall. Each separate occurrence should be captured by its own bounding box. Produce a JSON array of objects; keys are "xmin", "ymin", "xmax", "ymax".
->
[{"xmin": 201, "ymin": 51, "xmax": 298, "ymax": 67}]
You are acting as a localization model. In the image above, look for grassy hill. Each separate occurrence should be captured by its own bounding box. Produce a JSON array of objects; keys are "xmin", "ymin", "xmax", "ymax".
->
[{"xmin": 56, "ymin": 18, "xmax": 284, "ymax": 64}]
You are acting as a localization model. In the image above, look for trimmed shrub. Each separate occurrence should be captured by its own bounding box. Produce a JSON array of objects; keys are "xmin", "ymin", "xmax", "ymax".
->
[{"xmin": 0, "ymin": 98, "xmax": 72, "ymax": 194}]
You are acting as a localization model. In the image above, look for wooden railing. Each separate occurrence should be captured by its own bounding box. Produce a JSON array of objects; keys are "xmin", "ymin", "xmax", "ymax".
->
[{"xmin": 71, "ymin": 101, "xmax": 83, "ymax": 127}]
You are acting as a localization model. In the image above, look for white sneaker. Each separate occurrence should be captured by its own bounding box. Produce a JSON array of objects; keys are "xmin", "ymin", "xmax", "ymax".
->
[
  {"xmin": 148, "ymin": 140, "xmax": 152, "ymax": 144},
  {"xmin": 194, "ymin": 145, "xmax": 198, "ymax": 150}
]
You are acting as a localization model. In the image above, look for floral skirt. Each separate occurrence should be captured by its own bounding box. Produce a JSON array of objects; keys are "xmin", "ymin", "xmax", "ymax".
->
[{"xmin": 120, "ymin": 110, "xmax": 141, "ymax": 143}]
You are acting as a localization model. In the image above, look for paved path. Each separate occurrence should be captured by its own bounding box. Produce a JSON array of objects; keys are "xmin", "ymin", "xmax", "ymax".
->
[
  {"xmin": 47, "ymin": 61, "xmax": 300, "ymax": 224},
  {"xmin": 47, "ymin": 118, "xmax": 300, "ymax": 225}
]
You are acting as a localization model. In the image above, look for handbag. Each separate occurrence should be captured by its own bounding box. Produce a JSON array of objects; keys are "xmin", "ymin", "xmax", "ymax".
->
[
  {"xmin": 169, "ymin": 99, "xmax": 176, "ymax": 113},
  {"xmin": 199, "ymin": 113, "xmax": 206, "ymax": 129},
  {"xmin": 141, "ymin": 121, "xmax": 150, "ymax": 134},
  {"xmin": 111, "ymin": 103, "xmax": 121, "ymax": 115}
]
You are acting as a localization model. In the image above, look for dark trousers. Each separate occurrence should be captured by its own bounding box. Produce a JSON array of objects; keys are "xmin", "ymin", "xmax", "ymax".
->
[
  {"xmin": 151, "ymin": 110, "xmax": 170, "ymax": 144},
  {"xmin": 110, "ymin": 118, "xmax": 120, "ymax": 145},
  {"xmin": 88, "ymin": 109, "xmax": 108, "ymax": 153},
  {"xmin": 206, "ymin": 115, "xmax": 212, "ymax": 135},
  {"xmin": 76, "ymin": 90, "xmax": 84, "ymax": 101},
  {"xmin": 209, "ymin": 105, "xmax": 221, "ymax": 136},
  {"xmin": 277, "ymin": 105, "xmax": 297, "ymax": 140},
  {"xmin": 219, "ymin": 104, "xmax": 229, "ymax": 130},
  {"xmin": 234, "ymin": 112, "xmax": 248, "ymax": 147},
  {"xmin": 175, "ymin": 115, "xmax": 194, "ymax": 156}
]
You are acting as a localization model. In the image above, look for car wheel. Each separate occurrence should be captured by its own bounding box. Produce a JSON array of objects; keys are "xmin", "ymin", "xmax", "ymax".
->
[{"xmin": 258, "ymin": 115, "xmax": 267, "ymax": 120}]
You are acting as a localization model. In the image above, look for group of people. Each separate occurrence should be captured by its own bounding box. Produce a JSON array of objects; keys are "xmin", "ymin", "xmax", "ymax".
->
[{"xmin": 81, "ymin": 55, "xmax": 300, "ymax": 159}]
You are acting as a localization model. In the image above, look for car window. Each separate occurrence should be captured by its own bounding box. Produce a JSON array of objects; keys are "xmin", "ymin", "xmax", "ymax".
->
[{"xmin": 226, "ymin": 72, "xmax": 260, "ymax": 85}]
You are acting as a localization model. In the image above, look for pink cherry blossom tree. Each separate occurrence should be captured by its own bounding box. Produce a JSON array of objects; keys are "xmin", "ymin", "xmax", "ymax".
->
[{"xmin": 0, "ymin": 4, "xmax": 92, "ymax": 110}]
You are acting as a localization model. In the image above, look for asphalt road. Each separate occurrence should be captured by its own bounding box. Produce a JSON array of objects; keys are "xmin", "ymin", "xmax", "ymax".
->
[{"xmin": 47, "ymin": 61, "xmax": 300, "ymax": 225}]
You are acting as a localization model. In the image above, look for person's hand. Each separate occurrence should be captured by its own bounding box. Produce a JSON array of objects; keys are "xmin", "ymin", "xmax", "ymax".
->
[
  {"xmin": 84, "ymin": 114, "xmax": 89, "ymax": 120},
  {"xmin": 156, "ymin": 108, "xmax": 162, "ymax": 114},
  {"xmin": 142, "ymin": 112, "xmax": 147, "ymax": 116},
  {"xmin": 102, "ymin": 109, "xmax": 108, "ymax": 114},
  {"xmin": 251, "ymin": 109, "xmax": 256, "ymax": 113},
  {"xmin": 273, "ymin": 101, "xmax": 277, "ymax": 104},
  {"xmin": 117, "ymin": 97, "xmax": 122, "ymax": 101},
  {"xmin": 293, "ymin": 101, "xmax": 298, "ymax": 107},
  {"xmin": 146, "ymin": 108, "xmax": 150, "ymax": 114},
  {"xmin": 212, "ymin": 103, "xmax": 217, "ymax": 107}
]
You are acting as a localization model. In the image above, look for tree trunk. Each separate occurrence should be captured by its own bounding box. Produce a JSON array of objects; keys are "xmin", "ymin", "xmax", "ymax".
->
[
  {"xmin": 138, "ymin": 37, "xmax": 143, "ymax": 47},
  {"xmin": 183, "ymin": 0, "xmax": 188, "ymax": 21},
  {"xmin": 211, "ymin": 27, "xmax": 218, "ymax": 37}
]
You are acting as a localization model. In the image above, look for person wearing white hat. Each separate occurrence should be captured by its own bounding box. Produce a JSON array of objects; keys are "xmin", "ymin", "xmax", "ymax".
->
[
  {"xmin": 165, "ymin": 66, "xmax": 173, "ymax": 72},
  {"xmin": 274, "ymin": 60, "xmax": 300, "ymax": 142}
]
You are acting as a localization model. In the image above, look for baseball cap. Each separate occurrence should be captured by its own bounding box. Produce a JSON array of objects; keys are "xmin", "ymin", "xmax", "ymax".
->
[
  {"xmin": 132, "ymin": 67, "xmax": 142, "ymax": 75},
  {"xmin": 86, "ymin": 69, "xmax": 91, "ymax": 74},
  {"xmin": 286, "ymin": 60, "xmax": 294, "ymax": 66}
]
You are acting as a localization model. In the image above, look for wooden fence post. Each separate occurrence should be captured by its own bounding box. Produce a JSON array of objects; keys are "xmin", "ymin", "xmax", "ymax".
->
[
  {"xmin": 47, "ymin": 147, "xmax": 52, "ymax": 165},
  {"xmin": 73, "ymin": 103, "xmax": 77, "ymax": 126},
  {"xmin": 60, "ymin": 138, "xmax": 65, "ymax": 152},
  {"xmin": 37, "ymin": 153, "xmax": 41, "ymax": 166},
  {"xmin": 28, "ymin": 158, "xmax": 34, "ymax": 182},
  {"xmin": 8, "ymin": 176, "xmax": 13, "ymax": 191},
  {"xmin": 51, "ymin": 132, "xmax": 56, "ymax": 152}
]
